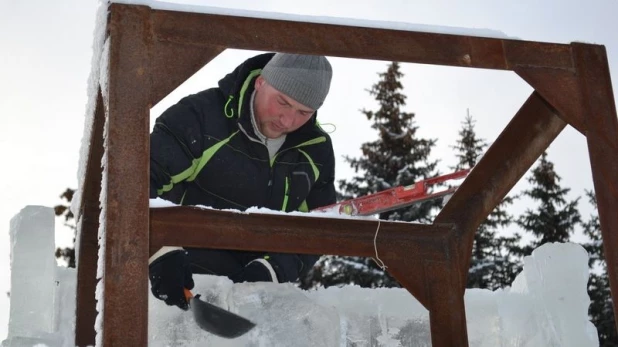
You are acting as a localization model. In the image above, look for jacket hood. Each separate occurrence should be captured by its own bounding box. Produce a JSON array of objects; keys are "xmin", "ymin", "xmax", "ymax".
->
[
  {"xmin": 218, "ymin": 53, "xmax": 274, "ymax": 96},
  {"xmin": 217, "ymin": 53, "xmax": 322, "ymax": 133}
]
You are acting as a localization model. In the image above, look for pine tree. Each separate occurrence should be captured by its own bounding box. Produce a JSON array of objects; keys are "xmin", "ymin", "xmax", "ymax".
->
[
  {"xmin": 450, "ymin": 111, "xmax": 519, "ymax": 290},
  {"xmin": 54, "ymin": 188, "xmax": 76, "ymax": 268},
  {"xmin": 581, "ymin": 191, "xmax": 617, "ymax": 346},
  {"xmin": 300, "ymin": 62, "xmax": 438, "ymax": 289},
  {"xmin": 451, "ymin": 110, "xmax": 486, "ymax": 170},
  {"xmin": 339, "ymin": 62, "xmax": 439, "ymax": 223},
  {"xmin": 516, "ymin": 152, "xmax": 581, "ymax": 256}
]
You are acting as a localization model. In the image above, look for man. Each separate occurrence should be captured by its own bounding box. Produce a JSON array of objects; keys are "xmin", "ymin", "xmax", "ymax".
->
[{"xmin": 148, "ymin": 52, "xmax": 336, "ymax": 310}]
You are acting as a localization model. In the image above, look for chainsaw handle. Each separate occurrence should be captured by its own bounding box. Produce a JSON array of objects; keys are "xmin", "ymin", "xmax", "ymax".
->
[{"xmin": 184, "ymin": 288, "xmax": 194, "ymax": 302}]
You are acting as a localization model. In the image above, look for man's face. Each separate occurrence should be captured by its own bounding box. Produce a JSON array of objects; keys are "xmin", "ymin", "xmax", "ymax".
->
[{"xmin": 253, "ymin": 76, "xmax": 316, "ymax": 139}]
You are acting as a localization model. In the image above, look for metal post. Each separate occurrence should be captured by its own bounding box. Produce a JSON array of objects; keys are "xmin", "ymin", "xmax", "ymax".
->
[
  {"xmin": 573, "ymin": 42, "xmax": 618, "ymax": 334},
  {"xmin": 75, "ymin": 89, "xmax": 105, "ymax": 346},
  {"xmin": 101, "ymin": 5, "xmax": 151, "ymax": 345}
]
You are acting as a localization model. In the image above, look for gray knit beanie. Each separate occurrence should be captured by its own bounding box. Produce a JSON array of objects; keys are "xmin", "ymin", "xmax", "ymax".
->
[{"xmin": 261, "ymin": 53, "xmax": 333, "ymax": 110}]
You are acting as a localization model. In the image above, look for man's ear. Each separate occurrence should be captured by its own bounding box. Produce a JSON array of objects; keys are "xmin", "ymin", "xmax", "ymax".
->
[{"xmin": 255, "ymin": 75, "xmax": 265, "ymax": 89}]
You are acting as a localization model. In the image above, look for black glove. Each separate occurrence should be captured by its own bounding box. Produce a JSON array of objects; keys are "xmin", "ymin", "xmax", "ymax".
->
[{"xmin": 149, "ymin": 250, "xmax": 194, "ymax": 310}]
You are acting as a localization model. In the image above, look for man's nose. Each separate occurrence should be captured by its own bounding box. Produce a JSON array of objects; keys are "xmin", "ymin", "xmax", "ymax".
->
[{"xmin": 279, "ymin": 111, "xmax": 294, "ymax": 127}]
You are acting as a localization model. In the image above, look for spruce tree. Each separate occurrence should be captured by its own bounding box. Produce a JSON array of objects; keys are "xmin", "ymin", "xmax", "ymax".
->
[
  {"xmin": 300, "ymin": 62, "xmax": 438, "ymax": 289},
  {"xmin": 451, "ymin": 110, "xmax": 487, "ymax": 170},
  {"xmin": 339, "ymin": 62, "xmax": 438, "ymax": 223},
  {"xmin": 450, "ymin": 111, "xmax": 519, "ymax": 290},
  {"xmin": 581, "ymin": 191, "xmax": 617, "ymax": 346},
  {"xmin": 54, "ymin": 188, "xmax": 76, "ymax": 268},
  {"xmin": 515, "ymin": 152, "xmax": 581, "ymax": 256}
]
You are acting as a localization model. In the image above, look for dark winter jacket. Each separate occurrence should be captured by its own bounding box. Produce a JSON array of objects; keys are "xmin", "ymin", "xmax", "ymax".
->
[{"xmin": 149, "ymin": 53, "xmax": 336, "ymax": 283}]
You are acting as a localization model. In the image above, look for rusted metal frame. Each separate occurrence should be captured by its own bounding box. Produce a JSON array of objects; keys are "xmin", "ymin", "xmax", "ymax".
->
[
  {"xmin": 149, "ymin": 207, "xmax": 450, "ymax": 257},
  {"xmin": 501, "ymin": 40, "xmax": 575, "ymax": 72},
  {"xmin": 146, "ymin": 5, "xmax": 572, "ymax": 71},
  {"xmin": 150, "ymin": 39, "xmax": 225, "ymax": 106},
  {"xmin": 74, "ymin": 89, "xmax": 105, "ymax": 347},
  {"xmin": 572, "ymin": 42, "xmax": 618, "ymax": 333},
  {"xmin": 425, "ymin": 236, "xmax": 468, "ymax": 346},
  {"xmin": 514, "ymin": 67, "xmax": 586, "ymax": 135},
  {"xmin": 102, "ymin": 5, "xmax": 151, "ymax": 346},
  {"xmin": 435, "ymin": 92, "xmax": 568, "ymax": 291},
  {"xmin": 100, "ymin": 4, "xmax": 610, "ymax": 345},
  {"xmin": 150, "ymin": 207, "xmax": 454, "ymax": 305}
]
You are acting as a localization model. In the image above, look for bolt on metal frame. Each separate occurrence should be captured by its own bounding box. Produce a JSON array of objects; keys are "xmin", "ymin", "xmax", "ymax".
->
[{"xmin": 73, "ymin": 3, "xmax": 618, "ymax": 346}]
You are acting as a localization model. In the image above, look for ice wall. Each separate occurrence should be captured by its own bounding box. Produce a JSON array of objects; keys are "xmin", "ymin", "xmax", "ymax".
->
[
  {"xmin": 147, "ymin": 242, "xmax": 598, "ymax": 347},
  {"xmin": 1, "ymin": 206, "xmax": 599, "ymax": 347}
]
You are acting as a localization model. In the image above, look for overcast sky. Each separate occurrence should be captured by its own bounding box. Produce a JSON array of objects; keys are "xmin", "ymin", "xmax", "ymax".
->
[{"xmin": 1, "ymin": 0, "xmax": 617, "ymax": 340}]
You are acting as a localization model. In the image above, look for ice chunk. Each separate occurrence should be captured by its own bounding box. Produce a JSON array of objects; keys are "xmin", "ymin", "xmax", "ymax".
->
[
  {"xmin": 0, "ymin": 266, "xmax": 76, "ymax": 347},
  {"xmin": 501, "ymin": 242, "xmax": 598, "ymax": 347},
  {"xmin": 307, "ymin": 286, "xmax": 430, "ymax": 345},
  {"xmin": 7, "ymin": 206, "xmax": 57, "ymax": 339},
  {"xmin": 54, "ymin": 267, "xmax": 77, "ymax": 347},
  {"xmin": 148, "ymin": 276, "xmax": 340, "ymax": 347},
  {"xmin": 1, "ymin": 336, "xmax": 62, "ymax": 347},
  {"xmin": 231, "ymin": 282, "xmax": 340, "ymax": 346}
]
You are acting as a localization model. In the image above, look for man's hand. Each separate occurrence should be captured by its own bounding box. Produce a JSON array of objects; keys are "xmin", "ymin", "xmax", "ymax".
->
[{"xmin": 149, "ymin": 250, "xmax": 194, "ymax": 310}]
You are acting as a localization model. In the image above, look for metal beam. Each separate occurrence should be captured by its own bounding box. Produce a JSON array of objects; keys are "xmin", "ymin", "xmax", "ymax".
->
[
  {"xmin": 74, "ymin": 89, "xmax": 105, "ymax": 347},
  {"xmin": 573, "ymin": 42, "xmax": 618, "ymax": 332},
  {"xmin": 151, "ymin": 41, "xmax": 224, "ymax": 106},
  {"xmin": 502, "ymin": 40, "xmax": 574, "ymax": 71},
  {"xmin": 150, "ymin": 6, "xmax": 572, "ymax": 70},
  {"xmin": 150, "ymin": 206, "xmax": 451, "ymax": 258},
  {"xmin": 515, "ymin": 67, "xmax": 586, "ymax": 135},
  {"xmin": 426, "ymin": 237, "xmax": 468, "ymax": 346},
  {"xmin": 435, "ymin": 92, "xmax": 567, "ymax": 290},
  {"xmin": 102, "ymin": 5, "xmax": 151, "ymax": 346}
]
